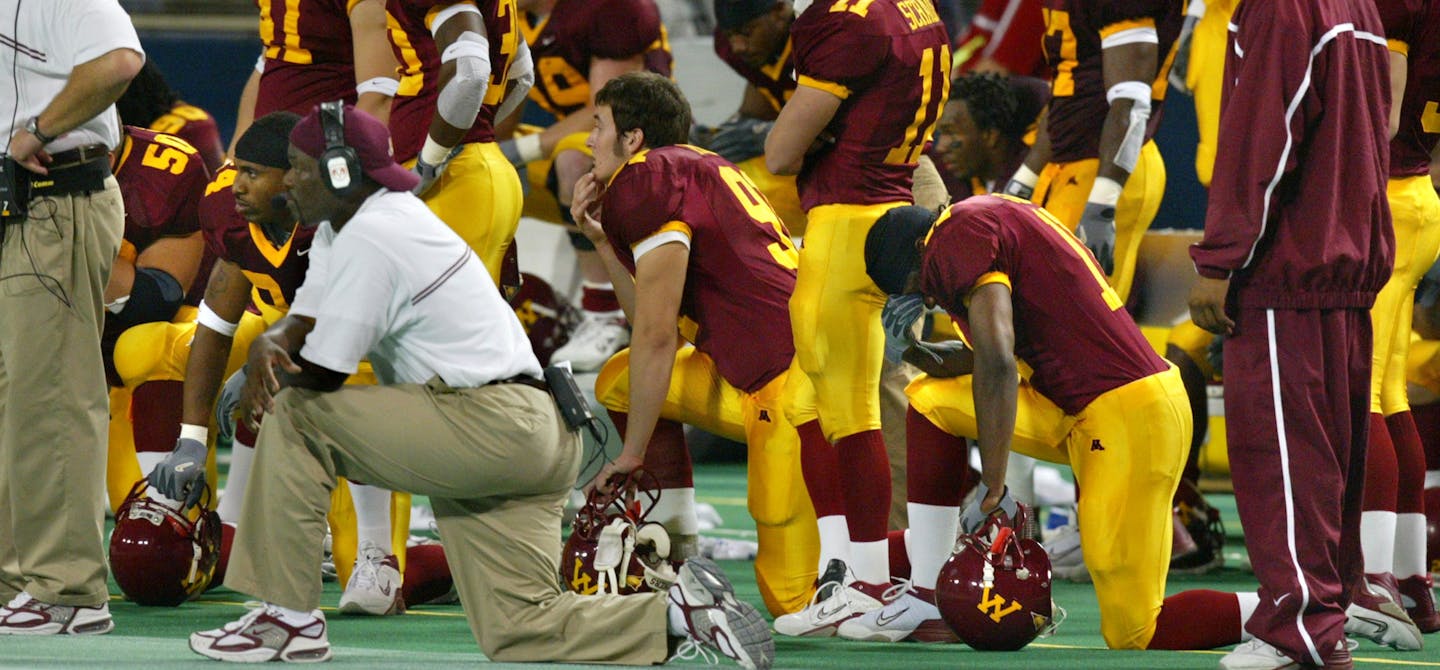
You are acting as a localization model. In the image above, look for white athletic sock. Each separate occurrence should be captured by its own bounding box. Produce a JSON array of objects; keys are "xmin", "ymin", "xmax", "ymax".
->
[
  {"xmin": 217, "ymin": 441, "xmax": 255, "ymax": 524},
  {"xmin": 1237, "ymin": 592, "xmax": 1259, "ymax": 641},
  {"xmin": 267, "ymin": 602, "xmax": 317, "ymax": 626},
  {"xmin": 1395, "ymin": 513, "xmax": 1428, "ymax": 579},
  {"xmin": 349, "ymin": 483, "xmax": 394, "ymax": 551},
  {"xmin": 908, "ymin": 503, "xmax": 960, "ymax": 590},
  {"xmin": 646, "ymin": 487, "xmax": 699, "ymax": 536},
  {"xmin": 1360, "ymin": 510, "xmax": 1397, "ymax": 574},
  {"xmin": 849, "ymin": 539, "xmax": 889, "ymax": 585},
  {"xmin": 816, "ymin": 515, "xmax": 851, "ymax": 574}
]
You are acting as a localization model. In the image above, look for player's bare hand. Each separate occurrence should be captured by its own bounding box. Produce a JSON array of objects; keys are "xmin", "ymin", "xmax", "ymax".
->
[
  {"xmin": 1188, "ymin": 276, "xmax": 1235, "ymax": 335},
  {"xmin": 571, "ymin": 173, "xmax": 607, "ymax": 245},
  {"xmin": 584, "ymin": 451, "xmax": 642, "ymax": 497},
  {"xmin": 239, "ymin": 335, "xmax": 301, "ymax": 430}
]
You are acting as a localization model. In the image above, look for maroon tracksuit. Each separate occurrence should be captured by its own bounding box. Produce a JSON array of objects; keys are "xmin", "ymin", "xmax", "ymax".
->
[{"xmin": 1189, "ymin": 0, "xmax": 1393, "ymax": 664}]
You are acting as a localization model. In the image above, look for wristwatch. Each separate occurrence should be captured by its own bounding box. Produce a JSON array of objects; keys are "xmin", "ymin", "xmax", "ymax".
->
[{"xmin": 24, "ymin": 116, "xmax": 55, "ymax": 144}]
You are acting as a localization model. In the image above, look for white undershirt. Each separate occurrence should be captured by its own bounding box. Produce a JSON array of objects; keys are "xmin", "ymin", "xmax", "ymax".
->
[{"xmin": 296, "ymin": 190, "xmax": 540, "ymax": 387}]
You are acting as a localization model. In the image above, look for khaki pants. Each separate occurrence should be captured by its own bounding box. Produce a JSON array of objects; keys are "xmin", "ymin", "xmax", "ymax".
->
[
  {"xmin": 226, "ymin": 378, "xmax": 670, "ymax": 664},
  {"xmin": 0, "ymin": 178, "xmax": 124, "ymax": 606}
]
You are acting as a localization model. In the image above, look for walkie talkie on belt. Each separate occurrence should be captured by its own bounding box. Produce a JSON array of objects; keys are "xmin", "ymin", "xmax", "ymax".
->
[{"xmin": 0, "ymin": 155, "xmax": 30, "ymax": 249}]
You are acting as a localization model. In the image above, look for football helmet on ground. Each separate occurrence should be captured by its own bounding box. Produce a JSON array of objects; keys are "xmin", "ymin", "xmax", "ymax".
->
[
  {"xmin": 936, "ymin": 526, "xmax": 1060, "ymax": 650},
  {"xmin": 109, "ymin": 480, "xmax": 222, "ymax": 606},
  {"xmin": 562, "ymin": 471, "xmax": 678, "ymax": 595}
]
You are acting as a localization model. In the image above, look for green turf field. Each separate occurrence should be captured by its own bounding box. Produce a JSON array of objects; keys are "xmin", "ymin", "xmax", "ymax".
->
[{"xmin": 5, "ymin": 463, "xmax": 1438, "ymax": 669}]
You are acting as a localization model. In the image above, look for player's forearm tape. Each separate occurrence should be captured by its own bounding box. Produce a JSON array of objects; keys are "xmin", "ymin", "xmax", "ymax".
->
[
  {"xmin": 1106, "ymin": 81, "xmax": 1152, "ymax": 173},
  {"xmin": 496, "ymin": 41, "xmax": 535, "ymax": 122},
  {"xmin": 253, "ymin": 53, "xmax": 266, "ymax": 74},
  {"xmin": 420, "ymin": 136, "xmax": 453, "ymax": 165},
  {"xmin": 356, "ymin": 77, "xmax": 399, "ymax": 98},
  {"xmin": 512, "ymin": 133, "xmax": 544, "ymax": 163},
  {"xmin": 110, "ymin": 266, "xmax": 185, "ymax": 331},
  {"xmin": 430, "ymin": 2, "xmax": 482, "ymax": 33},
  {"xmin": 1011, "ymin": 164, "xmax": 1039, "ymax": 188},
  {"xmin": 1087, "ymin": 176, "xmax": 1124, "ymax": 208},
  {"xmin": 1100, "ymin": 26, "xmax": 1158, "ymax": 48},
  {"xmin": 197, "ymin": 300, "xmax": 240, "ymax": 337},
  {"xmin": 1186, "ymin": 0, "xmax": 1207, "ymax": 19},
  {"xmin": 180, "ymin": 423, "xmax": 209, "ymax": 444},
  {"xmin": 437, "ymin": 33, "xmax": 491, "ymax": 128}
]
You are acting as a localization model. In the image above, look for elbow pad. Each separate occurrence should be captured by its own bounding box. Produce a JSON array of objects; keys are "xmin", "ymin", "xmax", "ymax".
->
[
  {"xmin": 436, "ymin": 32, "xmax": 491, "ymax": 128},
  {"xmin": 1106, "ymin": 81, "xmax": 1152, "ymax": 173}
]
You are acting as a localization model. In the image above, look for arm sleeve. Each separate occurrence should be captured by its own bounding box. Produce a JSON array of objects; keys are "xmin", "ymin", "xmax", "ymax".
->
[
  {"xmin": 587, "ymin": 0, "xmax": 662, "ymax": 60},
  {"xmin": 1189, "ymin": 3, "xmax": 1312, "ymax": 278},
  {"xmin": 298, "ymin": 232, "xmax": 397, "ymax": 374}
]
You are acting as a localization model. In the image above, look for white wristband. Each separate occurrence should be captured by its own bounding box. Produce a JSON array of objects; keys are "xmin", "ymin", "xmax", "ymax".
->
[
  {"xmin": 515, "ymin": 133, "xmax": 544, "ymax": 163},
  {"xmin": 180, "ymin": 423, "xmax": 209, "ymax": 443},
  {"xmin": 1011, "ymin": 164, "xmax": 1039, "ymax": 188},
  {"xmin": 356, "ymin": 77, "xmax": 400, "ymax": 97},
  {"xmin": 197, "ymin": 300, "xmax": 240, "ymax": 337},
  {"xmin": 1087, "ymin": 176, "xmax": 1124, "ymax": 207},
  {"xmin": 420, "ymin": 136, "xmax": 452, "ymax": 165}
]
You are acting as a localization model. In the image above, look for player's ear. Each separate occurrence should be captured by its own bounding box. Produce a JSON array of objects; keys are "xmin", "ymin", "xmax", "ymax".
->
[{"xmin": 623, "ymin": 128, "xmax": 645, "ymax": 155}]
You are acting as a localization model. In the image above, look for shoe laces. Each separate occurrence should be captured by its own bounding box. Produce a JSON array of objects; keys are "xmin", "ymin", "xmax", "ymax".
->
[
  {"xmin": 226, "ymin": 601, "xmax": 272, "ymax": 632},
  {"xmin": 672, "ymin": 637, "xmax": 721, "ymax": 665},
  {"xmin": 1039, "ymin": 602, "xmax": 1067, "ymax": 638},
  {"xmin": 880, "ymin": 579, "xmax": 913, "ymax": 605}
]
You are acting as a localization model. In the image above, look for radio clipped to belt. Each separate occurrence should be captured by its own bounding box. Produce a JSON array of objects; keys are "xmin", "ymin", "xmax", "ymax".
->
[
  {"xmin": 0, "ymin": 155, "xmax": 29, "ymax": 223},
  {"xmin": 544, "ymin": 362, "xmax": 605, "ymax": 444}
]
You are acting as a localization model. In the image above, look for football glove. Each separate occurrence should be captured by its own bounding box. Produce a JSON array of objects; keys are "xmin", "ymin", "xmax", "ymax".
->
[
  {"xmin": 410, "ymin": 145, "xmax": 463, "ymax": 197},
  {"xmin": 706, "ymin": 117, "xmax": 773, "ymax": 164},
  {"xmin": 214, "ymin": 366, "xmax": 247, "ymax": 447},
  {"xmin": 906, "ymin": 340, "xmax": 970, "ymax": 378},
  {"xmin": 960, "ymin": 482, "xmax": 1019, "ymax": 537},
  {"xmin": 881, "ymin": 293, "xmax": 927, "ymax": 363},
  {"xmin": 1077, "ymin": 201, "xmax": 1117, "ymax": 275},
  {"xmin": 150, "ymin": 437, "xmax": 208, "ymax": 509}
]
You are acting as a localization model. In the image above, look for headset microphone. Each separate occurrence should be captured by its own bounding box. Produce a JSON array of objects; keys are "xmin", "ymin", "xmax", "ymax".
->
[{"xmin": 270, "ymin": 193, "xmax": 290, "ymax": 211}]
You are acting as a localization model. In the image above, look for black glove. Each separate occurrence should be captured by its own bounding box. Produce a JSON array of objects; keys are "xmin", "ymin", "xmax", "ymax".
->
[
  {"xmin": 1077, "ymin": 201, "xmax": 1117, "ymax": 275},
  {"xmin": 960, "ymin": 482, "xmax": 1019, "ymax": 536},
  {"xmin": 149, "ymin": 437, "xmax": 208, "ymax": 509},
  {"xmin": 707, "ymin": 117, "xmax": 774, "ymax": 164},
  {"xmin": 1168, "ymin": 15, "xmax": 1200, "ymax": 95}
]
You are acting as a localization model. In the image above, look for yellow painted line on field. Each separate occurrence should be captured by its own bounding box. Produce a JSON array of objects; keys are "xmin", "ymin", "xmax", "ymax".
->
[{"xmin": 698, "ymin": 496, "xmax": 749, "ymax": 507}]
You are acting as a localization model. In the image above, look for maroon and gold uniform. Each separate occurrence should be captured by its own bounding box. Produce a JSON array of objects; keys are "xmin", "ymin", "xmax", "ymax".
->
[
  {"xmin": 255, "ymin": 0, "xmax": 364, "ymax": 116},
  {"xmin": 906, "ymin": 195, "xmax": 1188, "ymax": 647},
  {"xmin": 147, "ymin": 103, "xmax": 225, "ymax": 172},
  {"xmin": 201, "ymin": 167, "xmax": 316, "ymax": 316},
  {"xmin": 1031, "ymin": 0, "xmax": 1183, "ymax": 301},
  {"xmin": 790, "ymin": 0, "xmax": 950, "ymax": 211},
  {"xmin": 385, "ymin": 0, "xmax": 519, "ymax": 160},
  {"xmin": 1040, "ymin": 0, "xmax": 1182, "ymax": 163},
  {"xmin": 382, "ymin": 0, "xmax": 524, "ymax": 283},
  {"xmin": 519, "ymin": 0, "xmax": 671, "ymax": 120},
  {"xmin": 592, "ymin": 145, "xmax": 819, "ymax": 614},
  {"xmin": 714, "ymin": 30, "xmax": 793, "ymax": 117}
]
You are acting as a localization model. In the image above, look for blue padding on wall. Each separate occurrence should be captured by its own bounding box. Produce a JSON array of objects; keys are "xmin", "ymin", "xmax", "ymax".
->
[{"xmin": 138, "ymin": 30, "xmax": 259, "ymax": 149}]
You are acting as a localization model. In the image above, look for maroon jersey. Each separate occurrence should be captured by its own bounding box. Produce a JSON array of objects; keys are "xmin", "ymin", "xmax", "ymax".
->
[
  {"xmin": 791, "ymin": 0, "xmax": 951, "ymax": 210},
  {"xmin": 148, "ymin": 103, "xmax": 225, "ymax": 172},
  {"xmin": 255, "ymin": 0, "xmax": 361, "ymax": 117},
  {"xmin": 200, "ymin": 166, "xmax": 317, "ymax": 316},
  {"xmin": 600, "ymin": 145, "xmax": 797, "ymax": 393},
  {"xmin": 386, "ymin": 0, "xmax": 521, "ymax": 161},
  {"xmin": 713, "ymin": 31, "xmax": 794, "ymax": 116},
  {"xmin": 1040, "ymin": 0, "xmax": 1184, "ymax": 163},
  {"xmin": 953, "ymin": 0, "xmax": 1049, "ymax": 78},
  {"xmin": 114, "ymin": 127, "xmax": 212, "ymax": 306},
  {"xmin": 921, "ymin": 195, "xmax": 1167, "ymax": 413},
  {"xmin": 1192, "ymin": 0, "xmax": 1392, "ymax": 308},
  {"xmin": 1378, "ymin": 0, "xmax": 1440, "ymax": 177},
  {"xmin": 520, "ymin": 0, "xmax": 672, "ymax": 119}
]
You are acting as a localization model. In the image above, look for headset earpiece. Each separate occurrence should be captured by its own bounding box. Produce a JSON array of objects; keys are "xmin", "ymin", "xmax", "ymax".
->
[{"xmin": 318, "ymin": 100, "xmax": 362, "ymax": 197}]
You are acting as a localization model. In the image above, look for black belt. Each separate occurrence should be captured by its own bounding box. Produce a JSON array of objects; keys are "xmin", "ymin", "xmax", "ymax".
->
[
  {"xmin": 488, "ymin": 374, "xmax": 549, "ymax": 393},
  {"xmin": 29, "ymin": 144, "xmax": 111, "ymax": 196}
]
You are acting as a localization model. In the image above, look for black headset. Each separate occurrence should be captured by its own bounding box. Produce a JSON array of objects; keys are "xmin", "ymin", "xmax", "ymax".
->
[{"xmin": 318, "ymin": 100, "xmax": 362, "ymax": 198}]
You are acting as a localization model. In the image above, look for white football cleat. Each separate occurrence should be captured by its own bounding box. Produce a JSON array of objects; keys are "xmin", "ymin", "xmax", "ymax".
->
[
  {"xmin": 338, "ymin": 541, "xmax": 405, "ymax": 616},
  {"xmin": 1218, "ymin": 638, "xmax": 1301, "ymax": 670},
  {"xmin": 190, "ymin": 603, "xmax": 330, "ymax": 663},
  {"xmin": 773, "ymin": 559, "xmax": 883, "ymax": 637},
  {"xmin": 551, "ymin": 310, "xmax": 628, "ymax": 372},
  {"xmin": 836, "ymin": 583, "xmax": 957, "ymax": 643}
]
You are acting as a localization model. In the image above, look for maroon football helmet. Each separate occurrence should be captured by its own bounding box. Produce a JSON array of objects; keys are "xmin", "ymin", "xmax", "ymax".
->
[
  {"xmin": 109, "ymin": 480, "xmax": 222, "ymax": 607},
  {"xmin": 936, "ymin": 526, "xmax": 1058, "ymax": 650},
  {"xmin": 510, "ymin": 272, "xmax": 578, "ymax": 366},
  {"xmin": 561, "ymin": 471, "xmax": 677, "ymax": 595}
]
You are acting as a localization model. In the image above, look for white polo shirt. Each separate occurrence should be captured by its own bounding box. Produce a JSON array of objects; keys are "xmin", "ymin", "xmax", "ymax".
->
[
  {"xmin": 0, "ymin": 0, "xmax": 144, "ymax": 152},
  {"xmin": 293, "ymin": 189, "xmax": 541, "ymax": 387}
]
